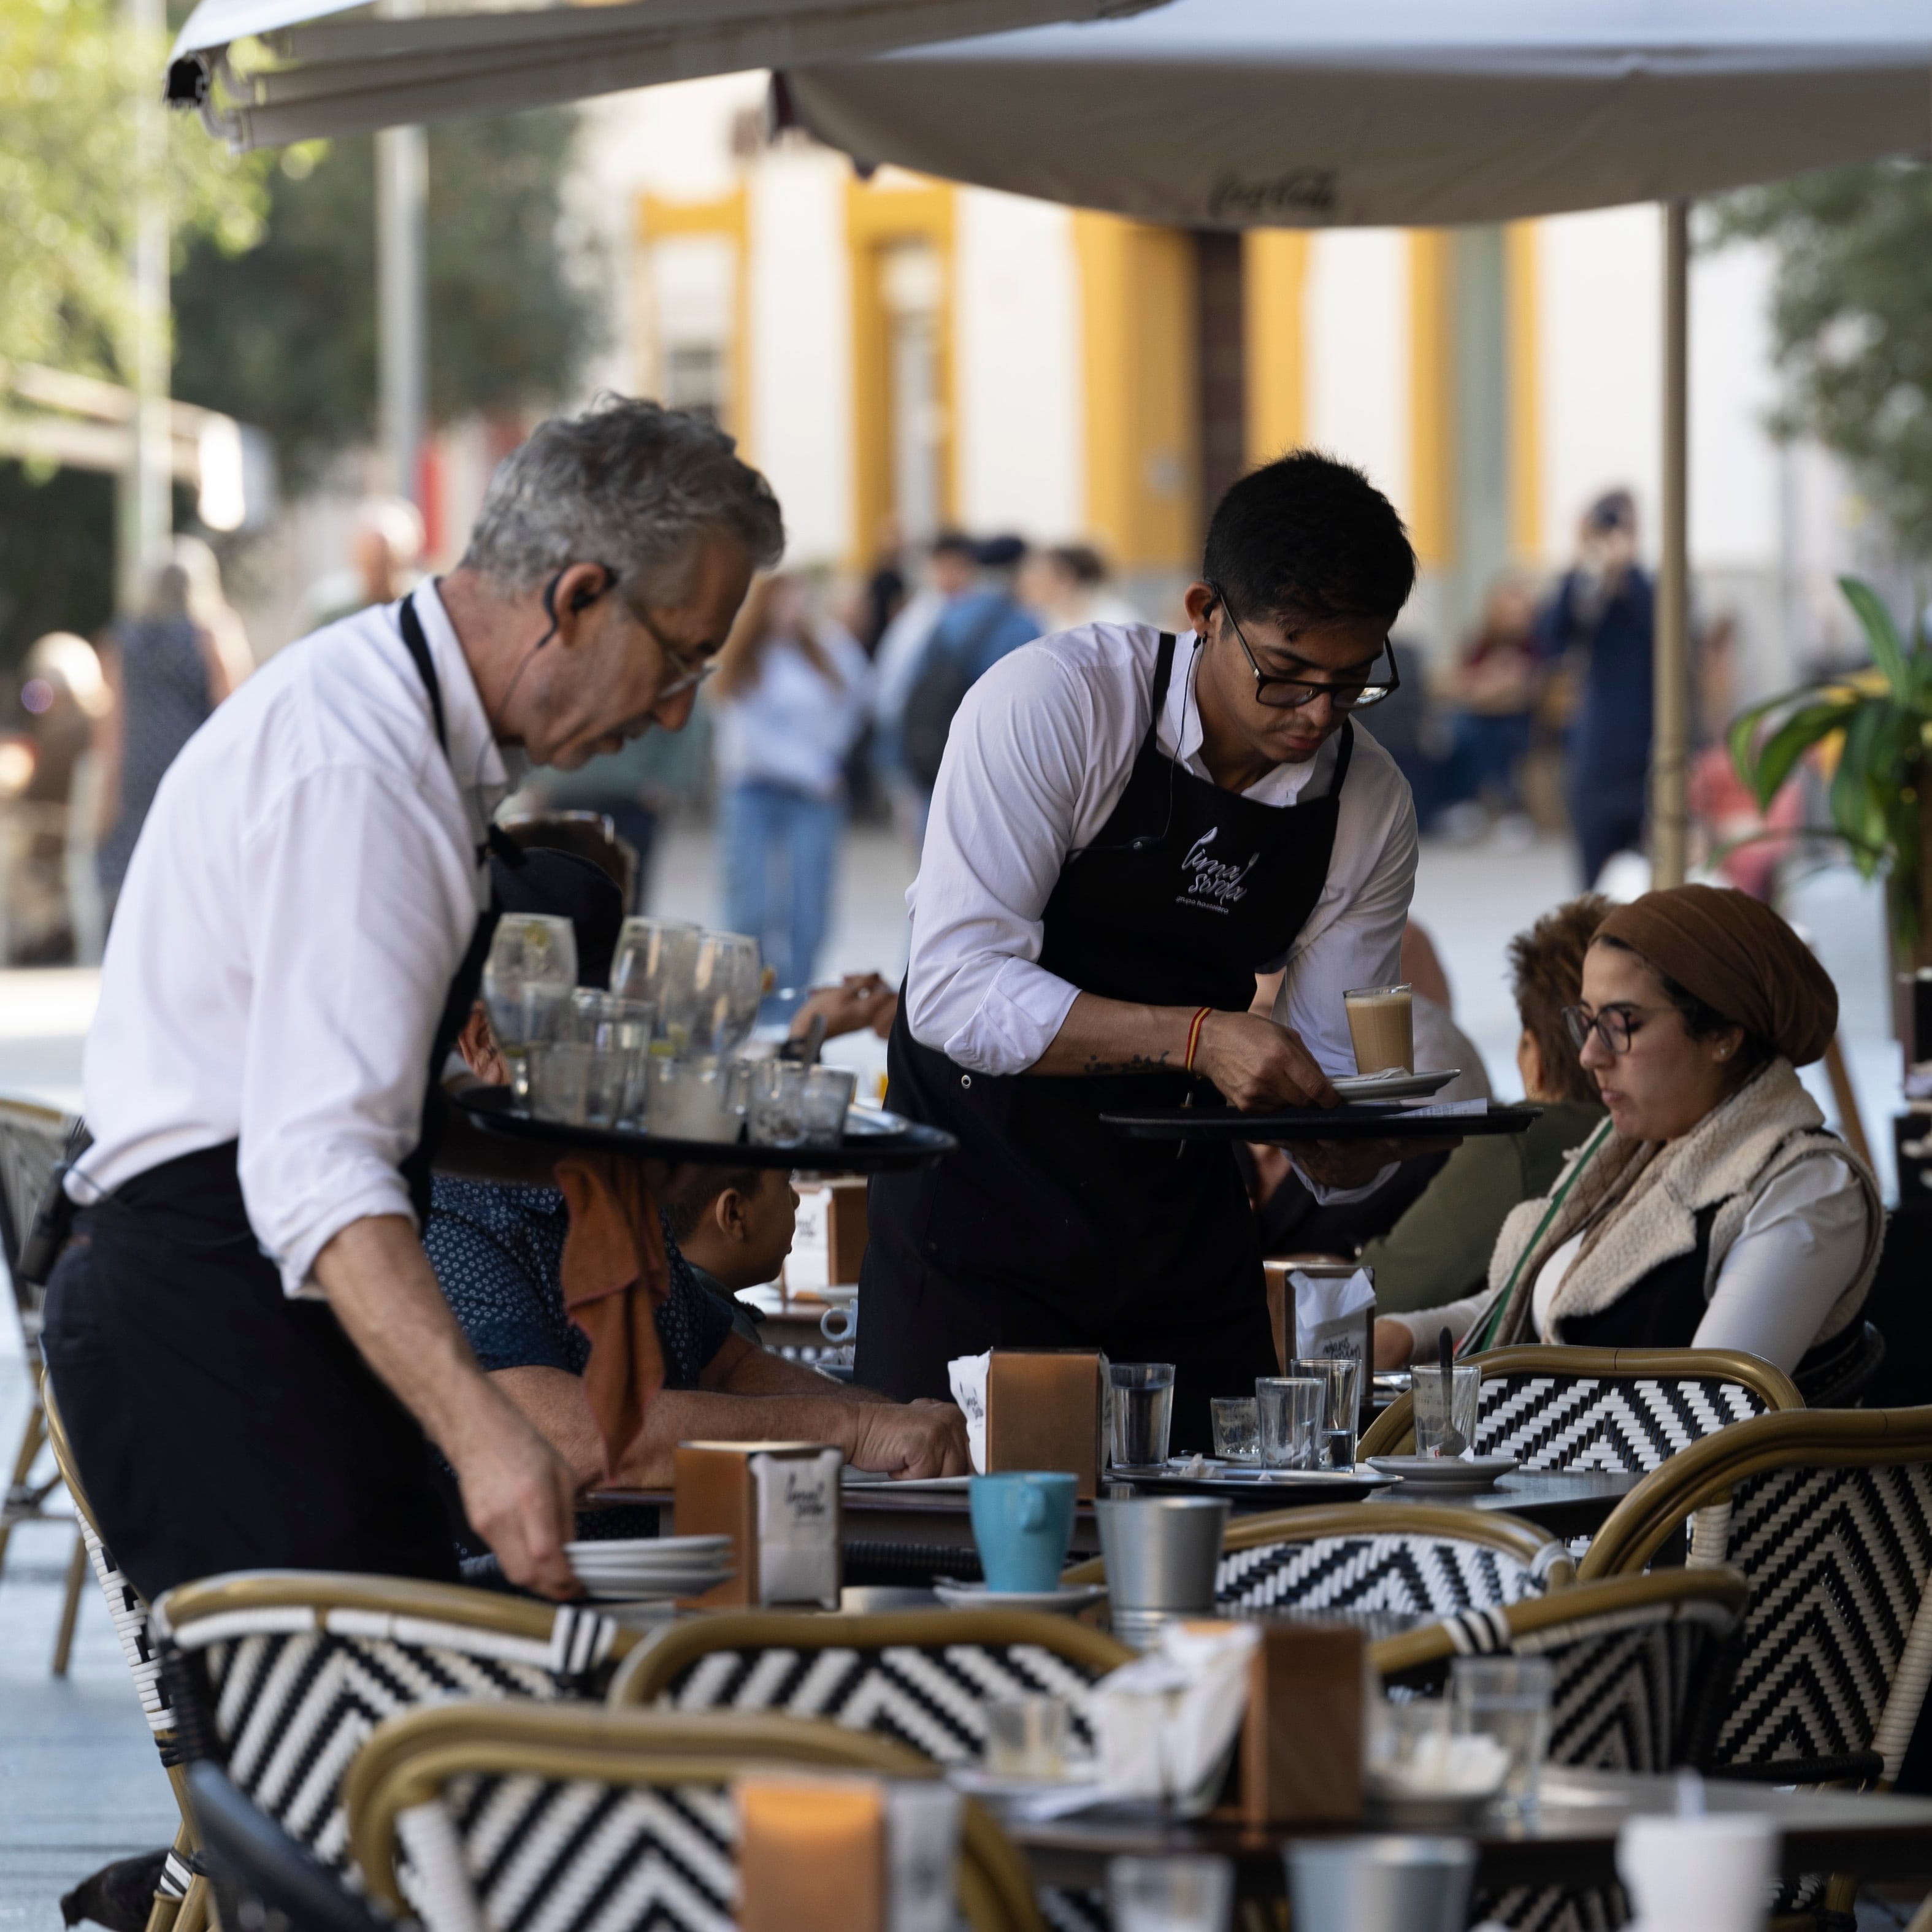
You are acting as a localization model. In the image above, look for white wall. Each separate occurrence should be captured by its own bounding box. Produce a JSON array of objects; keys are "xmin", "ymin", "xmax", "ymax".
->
[
  {"xmin": 953, "ymin": 190, "xmax": 1083, "ymax": 539},
  {"xmin": 1305, "ymin": 230, "xmax": 1411, "ymax": 522}
]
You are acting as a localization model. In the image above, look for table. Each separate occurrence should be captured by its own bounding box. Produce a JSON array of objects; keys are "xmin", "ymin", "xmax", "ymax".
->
[
  {"xmin": 997, "ymin": 1770, "xmax": 1932, "ymax": 1895},
  {"xmin": 1363, "ymin": 1470, "xmax": 1639, "ymax": 1541}
]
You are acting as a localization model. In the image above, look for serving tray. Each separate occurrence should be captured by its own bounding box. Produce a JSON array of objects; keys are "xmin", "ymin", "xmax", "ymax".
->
[{"xmin": 1102, "ymin": 1100, "xmax": 1544, "ymax": 1144}]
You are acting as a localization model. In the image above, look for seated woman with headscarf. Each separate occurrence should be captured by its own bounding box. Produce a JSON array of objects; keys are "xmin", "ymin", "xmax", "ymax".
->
[{"xmin": 1374, "ymin": 884, "xmax": 1883, "ymax": 1377}]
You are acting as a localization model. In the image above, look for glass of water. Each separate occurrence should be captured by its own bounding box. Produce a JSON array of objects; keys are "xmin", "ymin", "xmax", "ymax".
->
[
  {"xmin": 1209, "ymin": 1397, "xmax": 1259, "ymax": 1463},
  {"xmin": 1108, "ymin": 1856, "xmax": 1233, "ymax": 1932},
  {"xmin": 1255, "ymin": 1377, "xmax": 1324, "ymax": 1470},
  {"xmin": 526, "ymin": 1041, "xmax": 592, "ymax": 1125},
  {"xmin": 1451, "ymin": 1655, "xmax": 1552, "ymax": 1813},
  {"xmin": 984, "ymin": 1696, "xmax": 1069, "ymax": 1778},
  {"xmin": 1413, "ymin": 1362, "xmax": 1481, "ymax": 1460},
  {"xmin": 745, "ymin": 1058, "xmax": 808, "ymax": 1146},
  {"xmin": 483, "ymin": 913, "xmax": 577, "ymax": 1098},
  {"xmin": 1287, "ymin": 1356, "xmax": 1363, "ymax": 1470},
  {"xmin": 799, "ymin": 1065, "xmax": 856, "ymax": 1148},
  {"xmin": 1108, "ymin": 1362, "xmax": 1176, "ymax": 1470}
]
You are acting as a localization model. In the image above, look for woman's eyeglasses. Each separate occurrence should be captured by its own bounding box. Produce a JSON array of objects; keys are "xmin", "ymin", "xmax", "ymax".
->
[
  {"xmin": 1562, "ymin": 1002, "xmax": 1674, "ymax": 1056},
  {"xmin": 1208, "ymin": 582, "xmax": 1398, "ymax": 711}
]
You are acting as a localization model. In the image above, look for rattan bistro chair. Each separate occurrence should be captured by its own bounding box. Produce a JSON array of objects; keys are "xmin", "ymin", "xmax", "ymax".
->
[
  {"xmin": 611, "ymin": 1609, "xmax": 1133, "ymax": 1763},
  {"xmin": 1359, "ymin": 1345, "xmax": 1803, "ymax": 1466},
  {"xmin": 345, "ymin": 1701, "xmax": 1047, "ymax": 1932},
  {"xmin": 1062, "ymin": 1503, "xmax": 1574, "ymax": 1614},
  {"xmin": 154, "ymin": 1570, "xmax": 633, "ymax": 1885}
]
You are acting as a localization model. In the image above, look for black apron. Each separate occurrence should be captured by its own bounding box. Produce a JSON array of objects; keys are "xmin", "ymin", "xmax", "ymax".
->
[
  {"xmin": 42, "ymin": 594, "xmax": 505, "ymax": 1601},
  {"xmin": 858, "ymin": 632, "xmax": 1354, "ymax": 1449}
]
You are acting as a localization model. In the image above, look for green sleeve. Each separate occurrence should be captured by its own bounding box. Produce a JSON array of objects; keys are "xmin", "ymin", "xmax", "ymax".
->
[{"xmin": 1360, "ymin": 1135, "xmax": 1527, "ymax": 1314}]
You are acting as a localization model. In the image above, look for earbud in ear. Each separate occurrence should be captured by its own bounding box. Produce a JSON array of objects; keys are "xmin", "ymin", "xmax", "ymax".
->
[{"xmin": 569, "ymin": 567, "xmax": 616, "ymax": 616}]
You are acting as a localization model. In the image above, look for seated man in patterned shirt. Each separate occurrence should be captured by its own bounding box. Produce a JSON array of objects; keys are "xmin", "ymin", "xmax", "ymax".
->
[{"xmin": 426, "ymin": 850, "xmax": 969, "ymax": 1538}]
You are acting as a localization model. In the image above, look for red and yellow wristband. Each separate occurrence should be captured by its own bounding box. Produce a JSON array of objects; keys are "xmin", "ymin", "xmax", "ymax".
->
[{"xmin": 1183, "ymin": 1005, "xmax": 1213, "ymax": 1075}]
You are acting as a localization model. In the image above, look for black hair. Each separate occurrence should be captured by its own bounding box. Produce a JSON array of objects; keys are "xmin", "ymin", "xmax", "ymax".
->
[
  {"xmin": 1202, "ymin": 450, "xmax": 1416, "ymax": 630},
  {"xmin": 930, "ymin": 529, "xmax": 977, "ymax": 560},
  {"xmin": 1593, "ymin": 933, "xmax": 1772, "ymax": 1073},
  {"xmin": 664, "ymin": 1167, "xmax": 766, "ymax": 1244}
]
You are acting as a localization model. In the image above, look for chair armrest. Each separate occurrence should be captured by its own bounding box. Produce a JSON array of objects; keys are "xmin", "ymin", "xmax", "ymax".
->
[{"xmin": 1703, "ymin": 1751, "xmax": 1885, "ymax": 1788}]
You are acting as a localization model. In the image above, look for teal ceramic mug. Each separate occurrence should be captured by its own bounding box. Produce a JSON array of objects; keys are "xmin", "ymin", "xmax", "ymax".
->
[{"xmin": 969, "ymin": 1471, "xmax": 1078, "ymax": 1593}]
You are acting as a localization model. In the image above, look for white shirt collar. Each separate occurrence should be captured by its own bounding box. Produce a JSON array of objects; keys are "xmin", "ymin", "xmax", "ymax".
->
[
  {"xmin": 412, "ymin": 578, "xmax": 523, "ymax": 824},
  {"xmin": 1155, "ymin": 628, "xmax": 1338, "ymax": 806}
]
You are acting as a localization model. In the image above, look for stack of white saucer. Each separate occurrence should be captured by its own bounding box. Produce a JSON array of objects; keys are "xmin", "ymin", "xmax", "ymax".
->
[{"xmin": 564, "ymin": 1534, "xmax": 735, "ymax": 1603}]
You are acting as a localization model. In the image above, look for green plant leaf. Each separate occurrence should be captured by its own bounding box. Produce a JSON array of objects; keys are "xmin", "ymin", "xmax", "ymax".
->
[
  {"xmin": 1731, "ymin": 693, "xmax": 1862, "ymax": 807},
  {"xmin": 1828, "ymin": 701, "xmax": 1897, "ymax": 883},
  {"xmin": 1840, "ymin": 575, "xmax": 1911, "ymax": 702}
]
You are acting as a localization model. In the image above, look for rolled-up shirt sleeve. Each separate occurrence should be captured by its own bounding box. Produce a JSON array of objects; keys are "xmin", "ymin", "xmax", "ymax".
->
[
  {"xmin": 236, "ymin": 762, "xmax": 480, "ymax": 1295},
  {"xmin": 903, "ymin": 650, "xmax": 1106, "ymax": 1074}
]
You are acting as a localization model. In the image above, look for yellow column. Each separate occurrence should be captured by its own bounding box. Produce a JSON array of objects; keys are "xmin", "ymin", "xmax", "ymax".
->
[
  {"xmin": 635, "ymin": 186, "xmax": 749, "ymax": 452},
  {"xmin": 1074, "ymin": 213, "xmax": 1199, "ymax": 572},
  {"xmin": 1242, "ymin": 230, "xmax": 1308, "ymax": 466},
  {"xmin": 1407, "ymin": 229, "xmax": 1454, "ymax": 567},
  {"xmin": 1504, "ymin": 220, "xmax": 1542, "ymax": 561}
]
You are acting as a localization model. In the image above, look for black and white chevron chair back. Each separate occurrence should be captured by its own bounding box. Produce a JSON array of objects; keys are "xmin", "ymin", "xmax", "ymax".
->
[
  {"xmin": 1712, "ymin": 1458, "xmax": 1932, "ymax": 1770},
  {"xmin": 1476, "ymin": 1374, "xmax": 1769, "ymax": 1472},
  {"xmin": 654, "ymin": 1640, "xmax": 1103, "ymax": 1763},
  {"xmin": 398, "ymin": 1771, "xmax": 738, "ymax": 1932},
  {"xmin": 1217, "ymin": 1530, "xmax": 1566, "ymax": 1616},
  {"xmin": 170, "ymin": 1606, "xmax": 620, "ymax": 1877}
]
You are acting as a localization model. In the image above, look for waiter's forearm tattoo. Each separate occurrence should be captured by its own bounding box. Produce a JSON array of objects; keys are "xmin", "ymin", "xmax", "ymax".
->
[{"xmin": 1081, "ymin": 1049, "xmax": 1173, "ymax": 1074}]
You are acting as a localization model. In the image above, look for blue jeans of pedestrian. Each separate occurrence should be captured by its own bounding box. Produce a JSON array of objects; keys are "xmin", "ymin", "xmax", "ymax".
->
[{"xmin": 720, "ymin": 780, "xmax": 845, "ymax": 989}]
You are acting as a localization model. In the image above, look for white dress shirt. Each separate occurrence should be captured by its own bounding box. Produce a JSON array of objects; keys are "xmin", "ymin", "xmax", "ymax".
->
[
  {"xmin": 71, "ymin": 583, "xmax": 516, "ymax": 1297},
  {"xmin": 905, "ymin": 622, "xmax": 1419, "ymax": 1075}
]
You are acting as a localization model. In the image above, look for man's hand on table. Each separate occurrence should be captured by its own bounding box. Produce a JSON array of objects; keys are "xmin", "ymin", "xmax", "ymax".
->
[{"xmin": 851, "ymin": 1401, "xmax": 973, "ymax": 1479}]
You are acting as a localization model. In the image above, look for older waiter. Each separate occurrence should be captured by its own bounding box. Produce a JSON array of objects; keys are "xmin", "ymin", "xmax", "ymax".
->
[
  {"xmin": 43, "ymin": 398, "xmax": 783, "ymax": 1601},
  {"xmin": 858, "ymin": 453, "xmax": 1424, "ymax": 1449}
]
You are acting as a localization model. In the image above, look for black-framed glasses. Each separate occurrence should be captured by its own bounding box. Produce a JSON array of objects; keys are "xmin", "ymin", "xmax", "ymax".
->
[
  {"xmin": 627, "ymin": 602, "xmax": 720, "ymax": 699},
  {"xmin": 1562, "ymin": 1002, "xmax": 1674, "ymax": 1056},
  {"xmin": 1206, "ymin": 582, "xmax": 1398, "ymax": 711}
]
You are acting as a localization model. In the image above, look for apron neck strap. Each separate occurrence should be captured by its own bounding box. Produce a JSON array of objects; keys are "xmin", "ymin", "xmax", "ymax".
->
[{"xmin": 397, "ymin": 592, "xmax": 449, "ymax": 756}]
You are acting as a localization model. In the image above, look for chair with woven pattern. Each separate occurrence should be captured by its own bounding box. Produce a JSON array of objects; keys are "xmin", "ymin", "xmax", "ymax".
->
[
  {"xmin": 1579, "ymin": 1407, "xmax": 1932, "ymax": 1923},
  {"xmin": 153, "ymin": 1570, "xmax": 634, "ymax": 1890},
  {"xmin": 1063, "ymin": 1503, "xmax": 1574, "ymax": 1616},
  {"xmin": 344, "ymin": 1700, "xmax": 1046, "ymax": 1932},
  {"xmin": 1372, "ymin": 1570, "xmax": 1751, "ymax": 1932}
]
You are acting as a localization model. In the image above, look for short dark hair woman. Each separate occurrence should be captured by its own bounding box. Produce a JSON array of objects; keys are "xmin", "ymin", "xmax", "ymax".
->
[{"xmin": 1377, "ymin": 884, "xmax": 1882, "ymax": 1374}]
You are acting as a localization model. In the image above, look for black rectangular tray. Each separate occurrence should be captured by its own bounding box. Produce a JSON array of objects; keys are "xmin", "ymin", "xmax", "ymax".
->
[
  {"xmin": 453, "ymin": 1084, "xmax": 957, "ymax": 1171},
  {"xmin": 1102, "ymin": 1100, "xmax": 1544, "ymax": 1144}
]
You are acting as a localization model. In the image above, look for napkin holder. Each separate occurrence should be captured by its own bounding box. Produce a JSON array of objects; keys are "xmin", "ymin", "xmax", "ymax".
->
[
  {"xmin": 1239, "ymin": 1619, "xmax": 1365, "ymax": 1824},
  {"xmin": 673, "ymin": 1440, "xmax": 842, "ymax": 1608},
  {"xmin": 986, "ymin": 1351, "xmax": 1105, "ymax": 1497}
]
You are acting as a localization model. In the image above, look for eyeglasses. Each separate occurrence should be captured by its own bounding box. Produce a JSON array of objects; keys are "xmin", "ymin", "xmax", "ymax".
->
[
  {"xmin": 629, "ymin": 604, "xmax": 719, "ymax": 700},
  {"xmin": 1206, "ymin": 583, "xmax": 1398, "ymax": 711},
  {"xmin": 1562, "ymin": 1002, "xmax": 1675, "ymax": 1056}
]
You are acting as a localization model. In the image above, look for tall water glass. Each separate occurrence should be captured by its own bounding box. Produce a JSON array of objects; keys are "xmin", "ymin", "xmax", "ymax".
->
[
  {"xmin": 1108, "ymin": 1855, "xmax": 1233, "ymax": 1932},
  {"xmin": 483, "ymin": 913, "xmax": 577, "ymax": 1098},
  {"xmin": 610, "ymin": 918, "xmax": 701, "ymax": 1051},
  {"xmin": 692, "ymin": 930, "xmax": 763, "ymax": 1057},
  {"xmin": 1288, "ymin": 1356, "xmax": 1363, "ymax": 1470},
  {"xmin": 799, "ymin": 1065, "xmax": 856, "ymax": 1148},
  {"xmin": 1413, "ymin": 1363, "xmax": 1481, "ymax": 1460},
  {"xmin": 1107, "ymin": 1362, "xmax": 1176, "ymax": 1470},
  {"xmin": 1451, "ymin": 1657, "xmax": 1552, "ymax": 1814},
  {"xmin": 1255, "ymin": 1377, "xmax": 1324, "ymax": 1470}
]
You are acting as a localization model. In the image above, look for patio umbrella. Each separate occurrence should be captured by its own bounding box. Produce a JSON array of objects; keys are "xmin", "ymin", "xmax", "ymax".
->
[
  {"xmin": 164, "ymin": 0, "xmax": 1168, "ymax": 151},
  {"xmin": 786, "ymin": 0, "xmax": 1932, "ymax": 884}
]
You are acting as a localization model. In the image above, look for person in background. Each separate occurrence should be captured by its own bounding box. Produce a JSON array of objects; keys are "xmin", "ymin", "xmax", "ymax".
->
[
  {"xmin": 1434, "ymin": 571, "xmax": 1541, "ymax": 843},
  {"xmin": 857, "ymin": 512, "xmax": 909, "ymax": 655},
  {"xmin": 1020, "ymin": 542, "xmax": 1141, "ymax": 632},
  {"xmin": 1535, "ymin": 489, "xmax": 1654, "ymax": 889},
  {"xmin": 1376, "ymin": 885, "xmax": 1882, "ymax": 1376},
  {"xmin": 711, "ymin": 572, "xmax": 872, "ymax": 988},
  {"xmin": 94, "ymin": 551, "xmax": 248, "ymax": 924},
  {"xmin": 667, "ymin": 1167, "xmax": 799, "ymax": 1317},
  {"xmin": 870, "ymin": 531, "xmax": 980, "ymax": 852},
  {"xmin": 1366, "ymin": 897, "xmax": 1609, "ymax": 1311},
  {"xmin": 307, "ymin": 496, "xmax": 425, "ymax": 629}
]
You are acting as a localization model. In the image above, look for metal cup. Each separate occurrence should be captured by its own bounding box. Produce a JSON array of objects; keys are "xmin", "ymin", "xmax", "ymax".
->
[
  {"xmin": 1286, "ymin": 1836, "xmax": 1476, "ymax": 1932},
  {"xmin": 1095, "ymin": 1496, "xmax": 1228, "ymax": 1647}
]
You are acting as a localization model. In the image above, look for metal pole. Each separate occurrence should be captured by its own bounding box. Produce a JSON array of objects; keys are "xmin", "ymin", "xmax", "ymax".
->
[
  {"xmin": 1651, "ymin": 199, "xmax": 1692, "ymax": 890},
  {"xmin": 120, "ymin": 0, "xmax": 172, "ymax": 608},
  {"xmin": 376, "ymin": 122, "xmax": 427, "ymax": 506}
]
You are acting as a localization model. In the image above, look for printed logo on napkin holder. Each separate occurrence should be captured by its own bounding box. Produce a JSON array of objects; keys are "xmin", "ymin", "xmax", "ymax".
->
[{"xmin": 673, "ymin": 1441, "xmax": 843, "ymax": 1608}]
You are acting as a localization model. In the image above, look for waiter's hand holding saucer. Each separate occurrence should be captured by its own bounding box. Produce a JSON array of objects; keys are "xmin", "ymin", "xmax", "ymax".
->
[
  {"xmin": 861, "ymin": 453, "xmax": 1445, "ymax": 1451},
  {"xmin": 44, "ymin": 401, "xmax": 784, "ymax": 1604}
]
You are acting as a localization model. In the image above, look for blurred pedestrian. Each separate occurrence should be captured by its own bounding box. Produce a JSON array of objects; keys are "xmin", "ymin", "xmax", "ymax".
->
[
  {"xmin": 305, "ymin": 496, "xmax": 424, "ymax": 629},
  {"xmin": 1535, "ymin": 489, "xmax": 1654, "ymax": 887},
  {"xmin": 711, "ymin": 573, "xmax": 872, "ymax": 986},
  {"xmin": 1436, "ymin": 570, "xmax": 1541, "ymax": 839},
  {"xmin": 1019, "ymin": 542, "xmax": 1140, "ymax": 631},
  {"xmin": 857, "ymin": 512, "xmax": 909, "ymax": 654},
  {"xmin": 95, "ymin": 553, "xmax": 247, "ymax": 923}
]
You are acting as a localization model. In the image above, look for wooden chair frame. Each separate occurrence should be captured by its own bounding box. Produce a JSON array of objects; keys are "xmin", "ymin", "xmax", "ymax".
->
[
  {"xmin": 1360, "ymin": 1346, "xmax": 1803, "ymax": 1460},
  {"xmin": 610, "ymin": 1608, "xmax": 1133, "ymax": 1708},
  {"xmin": 345, "ymin": 1700, "xmax": 1046, "ymax": 1932}
]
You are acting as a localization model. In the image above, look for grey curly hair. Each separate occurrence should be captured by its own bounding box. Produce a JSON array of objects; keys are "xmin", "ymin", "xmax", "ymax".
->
[{"xmin": 461, "ymin": 396, "xmax": 784, "ymax": 604}]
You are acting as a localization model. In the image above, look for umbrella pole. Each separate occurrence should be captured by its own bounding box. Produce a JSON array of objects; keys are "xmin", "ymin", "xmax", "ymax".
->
[{"xmin": 1651, "ymin": 199, "xmax": 1691, "ymax": 889}]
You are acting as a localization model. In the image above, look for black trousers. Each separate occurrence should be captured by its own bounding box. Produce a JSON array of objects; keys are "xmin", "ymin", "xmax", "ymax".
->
[{"xmin": 41, "ymin": 1149, "xmax": 458, "ymax": 1604}]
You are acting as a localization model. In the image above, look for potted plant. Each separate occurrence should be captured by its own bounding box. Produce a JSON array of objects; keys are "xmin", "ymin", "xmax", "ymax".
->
[{"xmin": 1730, "ymin": 575, "xmax": 1932, "ymax": 973}]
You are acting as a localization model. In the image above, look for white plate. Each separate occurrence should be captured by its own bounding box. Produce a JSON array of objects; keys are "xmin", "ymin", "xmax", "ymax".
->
[
  {"xmin": 948, "ymin": 1759, "xmax": 1102, "ymax": 1800},
  {"xmin": 1367, "ymin": 1454, "xmax": 1520, "ymax": 1489},
  {"xmin": 1332, "ymin": 1069, "xmax": 1460, "ymax": 1100},
  {"xmin": 841, "ymin": 1471, "xmax": 975, "ymax": 1489},
  {"xmin": 933, "ymin": 1582, "xmax": 1106, "ymax": 1614},
  {"xmin": 566, "ymin": 1535, "xmax": 732, "ymax": 1560}
]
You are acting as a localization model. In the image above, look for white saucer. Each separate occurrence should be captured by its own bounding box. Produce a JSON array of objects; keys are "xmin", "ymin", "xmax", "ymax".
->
[
  {"xmin": 933, "ymin": 1582, "xmax": 1106, "ymax": 1615},
  {"xmin": 1366, "ymin": 1454, "xmax": 1520, "ymax": 1490},
  {"xmin": 1333, "ymin": 1069, "xmax": 1460, "ymax": 1100}
]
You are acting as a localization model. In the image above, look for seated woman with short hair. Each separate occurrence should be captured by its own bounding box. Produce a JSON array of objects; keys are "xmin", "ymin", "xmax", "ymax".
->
[{"xmin": 1375, "ymin": 884, "xmax": 1883, "ymax": 1375}]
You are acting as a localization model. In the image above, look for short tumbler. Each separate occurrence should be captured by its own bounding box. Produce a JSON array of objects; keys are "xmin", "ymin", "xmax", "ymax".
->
[
  {"xmin": 1412, "ymin": 1362, "xmax": 1481, "ymax": 1460},
  {"xmin": 1255, "ymin": 1376, "xmax": 1324, "ymax": 1470},
  {"xmin": 1108, "ymin": 1362, "xmax": 1176, "ymax": 1470}
]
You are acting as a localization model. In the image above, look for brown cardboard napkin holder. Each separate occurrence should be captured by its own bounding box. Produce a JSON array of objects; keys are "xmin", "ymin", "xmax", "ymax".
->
[
  {"xmin": 672, "ymin": 1440, "xmax": 842, "ymax": 1608},
  {"xmin": 1238, "ymin": 1617, "xmax": 1365, "ymax": 1823},
  {"xmin": 985, "ymin": 1350, "xmax": 1105, "ymax": 1497}
]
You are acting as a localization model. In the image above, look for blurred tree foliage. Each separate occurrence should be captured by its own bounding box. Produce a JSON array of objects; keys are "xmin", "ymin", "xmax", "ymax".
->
[
  {"xmin": 0, "ymin": 0, "xmax": 267, "ymax": 373},
  {"xmin": 172, "ymin": 110, "xmax": 603, "ymax": 491},
  {"xmin": 1711, "ymin": 162, "xmax": 1932, "ymax": 559}
]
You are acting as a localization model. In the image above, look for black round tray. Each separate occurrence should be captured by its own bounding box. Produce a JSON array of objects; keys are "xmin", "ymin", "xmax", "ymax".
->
[
  {"xmin": 1102, "ymin": 1100, "xmax": 1544, "ymax": 1144},
  {"xmin": 453, "ymin": 1083, "xmax": 957, "ymax": 1171}
]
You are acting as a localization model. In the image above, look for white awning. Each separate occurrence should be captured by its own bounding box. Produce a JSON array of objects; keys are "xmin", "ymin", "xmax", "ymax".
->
[
  {"xmin": 784, "ymin": 0, "xmax": 1932, "ymax": 227},
  {"xmin": 166, "ymin": 0, "xmax": 1168, "ymax": 151}
]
